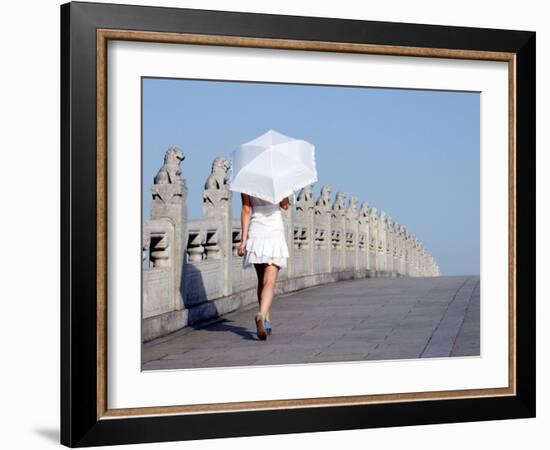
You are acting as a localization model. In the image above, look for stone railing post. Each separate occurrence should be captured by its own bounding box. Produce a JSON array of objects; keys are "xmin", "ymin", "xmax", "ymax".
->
[
  {"xmin": 377, "ymin": 212, "xmax": 388, "ymax": 274},
  {"xmin": 358, "ymin": 201, "xmax": 370, "ymax": 273},
  {"xmin": 331, "ymin": 191, "xmax": 347, "ymax": 273},
  {"xmin": 345, "ymin": 196, "xmax": 360, "ymax": 271},
  {"xmin": 417, "ymin": 243, "xmax": 423, "ymax": 276},
  {"xmin": 281, "ymin": 193, "xmax": 294, "ymax": 279},
  {"xmin": 410, "ymin": 235, "xmax": 416, "ymax": 277},
  {"xmin": 368, "ymin": 207, "xmax": 378, "ymax": 277},
  {"xmin": 411, "ymin": 237, "xmax": 418, "ymax": 277},
  {"xmin": 150, "ymin": 147, "xmax": 188, "ymax": 309},
  {"xmin": 404, "ymin": 230, "xmax": 411, "ymax": 276},
  {"xmin": 414, "ymin": 238, "xmax": 421, "ymax": 276},
  {"xmin": 202, "ymin": 156, "xmax": 232, "ymax": 296},
  {"xmin": 393, "ymin": 220, "xmax": 399, "ymax": 276},
  {"xmin": 314, "ymin": 185, "xmax": 333, "ymax": 274},
  {"xmin": 417, "ymin": 240, "xmax": 422, "ymax": 276},
  {"xmin": 386, "ymin": 217, "xmax": 394, "ymax": 275},
  {"xmin": 295, "ymin": 184, "xmax": 315, "ymax": 275},
  {"xmin": 391, "ymin": 220, "xmax": 400, "ymax": 276},
  {"xmin": 402, "ymin": 225, "xmax": 408, "ymax": 276},
  {"xmin": 419, "ymin": 246, "xmax": 426, "ymax": 276}
]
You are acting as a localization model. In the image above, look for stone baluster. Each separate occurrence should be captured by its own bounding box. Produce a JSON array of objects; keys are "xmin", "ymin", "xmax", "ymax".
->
[
  {"xmin": 413, "ymin": 237, "xmax": 419, "ymax": 276},
  {"xmin": 203, "ymin": 156, "xmax": 232, "ymax": 296},
  {"xmin": 393, "ymin": 221, "xmax": 401, "ymax": 276},
  {"xmin": 314, "ymin": 184, "xmax": 333, "ymax": 274},
  {"xmin": 150, "ymin": 146, "xmax": 188, "ymax": 310},
  {"xmin": 280, "ymin": 192, "xmax": 294, "ymax": 279},
  {"xmin": 377, "ymin": 212, "xmax": 388, "ymax": 274},
  {"xmin": 331, "ymin": 191, "xmax": 347, "ymax": 272},
  {"xmin": 395, "ymin": 223, "xmax": 401, "ymax": 276},
  {"xmin": 404, "ymin": 230, "xmax": 411, "ymax": 276},
  {"xmin": 412, "ymin": 237, "xmax": 419, "ymax": 277},
  {"xmin": 399, "ymin": 225, "xmax": 407, "ymax": 276},
  {"xmin": 204, "ymin": 229, "xmax": 222, "ymax": 260},
  {"xmin": 187, "ymin": 228, "xmax": 205, "ymax": 262},
  {"xmin": 368, "ymin": 207, "xmax": 378, "ymax": 277},
  {"xmin": 345, "ymin": 196, "xmax": 360, "ymax": 271},
  {"xmin": 149, "ymin": 232, "xmax": 171, "ymax": 267},
  {"xmin": 394, "ymin": 222, "xmax": 401, "ymax": 276},
  {"xmin": 296, "ymin": 184, "xmax": 315, "ymax": 275},
  {"xmin": 386, "ymin": 216, "xmax": 394, "ymax": 276},
  {"xmin": 418, "ymin": 241, "xmax": 423, "ymax": 276},
  {"xmin": 415, "ymin": 238, "xmax": 421, "ymax": 276},
  {"xmin": 411, "ymin": 234, "xmax": 417, "ymax": 276},
  {"xmin": 232, "ymin": 229, "xmax": 241, "ymax": 256},
  {"xmin": 358, "ymin": 201, "xmax": 370, "ymax": 273}
]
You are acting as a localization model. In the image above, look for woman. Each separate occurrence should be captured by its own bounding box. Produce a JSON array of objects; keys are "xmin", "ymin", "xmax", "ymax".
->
[{"xmin": 237, "ymin": 193, "xmax": 290, "ymax": 340}]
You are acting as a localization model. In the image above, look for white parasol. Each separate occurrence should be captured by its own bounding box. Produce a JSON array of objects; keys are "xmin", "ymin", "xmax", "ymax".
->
[{"xmin": 227, "ymin": 129, "xmax": 317, "ymax": 204}]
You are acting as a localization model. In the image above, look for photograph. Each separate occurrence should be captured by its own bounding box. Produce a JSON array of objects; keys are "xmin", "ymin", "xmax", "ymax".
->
[{"xmin": 141, "ymin": 77, "xmax": 480, "ymax": 370}]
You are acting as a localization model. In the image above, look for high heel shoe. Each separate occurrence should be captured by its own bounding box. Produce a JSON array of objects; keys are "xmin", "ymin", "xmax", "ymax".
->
[
  {"xmin": 254, "ymin": 312, "xmax": 267, "ymax": 340},
  {"xmin": 265, "ymin": 319, "xmax": 272, "ymax": 335}
]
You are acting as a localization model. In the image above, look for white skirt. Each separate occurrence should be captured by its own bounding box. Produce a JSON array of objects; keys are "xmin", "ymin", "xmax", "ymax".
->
[{"xmin": 243, "ymin": 206, "xmax": 289, "ymax": 269}]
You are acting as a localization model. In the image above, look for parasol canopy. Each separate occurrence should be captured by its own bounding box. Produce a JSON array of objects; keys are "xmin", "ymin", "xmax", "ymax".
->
[{"xmin": 227, "ymin": 129, "xmax": 317, "ymax": 204}]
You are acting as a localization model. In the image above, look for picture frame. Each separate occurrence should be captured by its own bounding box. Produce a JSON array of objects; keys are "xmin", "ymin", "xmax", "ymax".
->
[{"xmin": 60, "ymin": 1, "xmax": 536, "ymax": 447}]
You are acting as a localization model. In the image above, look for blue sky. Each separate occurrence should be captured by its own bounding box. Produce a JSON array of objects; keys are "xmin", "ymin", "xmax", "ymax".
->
[{"xmin": 142, "ymin": 78, "xmax": 480, "ymax": 276}]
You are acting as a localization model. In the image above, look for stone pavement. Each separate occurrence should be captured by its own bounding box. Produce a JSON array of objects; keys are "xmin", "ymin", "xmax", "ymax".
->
[{"xmin": 142, "ymin": 275, "xmax": 480, "ymax": 370}]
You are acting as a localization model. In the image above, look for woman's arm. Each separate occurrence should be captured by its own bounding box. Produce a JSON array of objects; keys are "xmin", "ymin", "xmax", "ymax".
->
[
  {"xmin": 279, "ymin": 196, "xmax": 290, "ymax": 210},
  {"xmin": 240, "ymin": 193, "xmax": 252, "ymax": 244}
]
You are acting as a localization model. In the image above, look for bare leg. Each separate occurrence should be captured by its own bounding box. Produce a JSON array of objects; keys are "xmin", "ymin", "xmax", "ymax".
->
[
  {"xmin": 259, "ymin": 263, "xmax": 280, "ymax": 320},
  {"xmin": 253, "ymin": 263, "xmax": 265, "ymax": 310}
]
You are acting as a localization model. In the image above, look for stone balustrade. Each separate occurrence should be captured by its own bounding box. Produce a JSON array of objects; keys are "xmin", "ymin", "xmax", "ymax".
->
[{"xmin": 142, "ymin": 148, "xmax": 441, "ymax": 342}]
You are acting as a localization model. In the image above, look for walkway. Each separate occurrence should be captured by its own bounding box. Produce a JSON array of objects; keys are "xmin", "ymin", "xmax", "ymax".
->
[{"xmin": 142, "ymin": 275, "xmax": 480, "ymax": 370}]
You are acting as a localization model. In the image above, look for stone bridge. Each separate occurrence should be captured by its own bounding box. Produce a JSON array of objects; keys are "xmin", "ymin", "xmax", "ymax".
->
[{"xmin": 142, "ymin": 147, "xmax": 441, "ymax": 342}]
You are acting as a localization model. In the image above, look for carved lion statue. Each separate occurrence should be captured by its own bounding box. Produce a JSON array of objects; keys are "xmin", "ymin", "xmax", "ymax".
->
[
  {"xmin": 344, "ymin": 196, "xmax": 357, "ymax": 221},
  {"xmin": 348, "ymin": 195, "xmax": 358, "ymax": 211},
  {"xmin": 204, "ymin": 156, "xmax": 231, "ymax": 190},
  {"xmin": 359, "ymin": 201, "xmax": 369, "ymax": 218},
  {"xmin": 315, "ymin": 185, "xmax": 332, "ymax": 213},
  {"xmin": 154, "ymin": 147, "xmax": 185, "ymax": 184},
  {"xmin": 296, "ymin": 184, "xmax": 314, "ymax": 211},
  {"xmin": 369, "ymin": 206, "xmax": 378, "ymax": 221},
  {"xmin": 331, "ymin": 191, "xmax": 346, "ymax": 211}
]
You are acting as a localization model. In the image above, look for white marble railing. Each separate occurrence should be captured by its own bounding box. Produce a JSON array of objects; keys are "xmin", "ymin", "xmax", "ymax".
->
[{"xmin": 142, "ymin": 149, "xmax": 440, "ymax": 341}]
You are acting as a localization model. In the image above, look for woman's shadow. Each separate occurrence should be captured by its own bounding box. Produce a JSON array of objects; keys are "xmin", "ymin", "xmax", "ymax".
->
[{"xmin": 183, "ymin": 263, "xmax": 257, "ymax": 341}]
